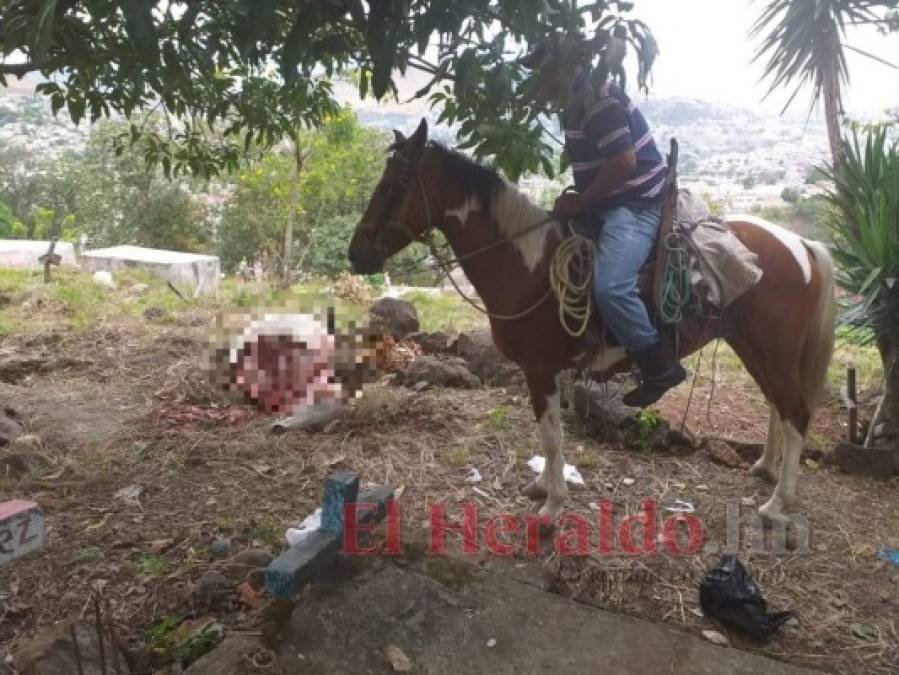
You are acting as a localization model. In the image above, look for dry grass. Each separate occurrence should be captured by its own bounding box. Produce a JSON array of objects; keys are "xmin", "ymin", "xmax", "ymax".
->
[{"xmin": 0, "ymin": 273, "xmax": 896, "ymax": 674}]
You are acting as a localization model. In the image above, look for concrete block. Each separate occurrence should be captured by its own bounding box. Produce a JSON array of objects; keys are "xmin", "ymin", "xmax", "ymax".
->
[
  {"xmin": 321, "ymin": 471, "xmax": 360, "ymax": 534},
  {"xmin": 79, "ymin": 245, "xmax": 220, "ymax": 295},
  {"xmin": 0, "ymin": 500, "xmax": 44, "ymax": 566},
  {"xmin": 265, "ymin": 529, "xmax": 341, "ymax": 599},
  {"xmin": 265, "ymin": 473, "xmax": 395, "ymax": 599}
]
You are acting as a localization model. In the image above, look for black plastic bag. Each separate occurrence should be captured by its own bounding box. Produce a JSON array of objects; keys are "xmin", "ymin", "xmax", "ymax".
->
[{"xmin": 699, "ymin": 554, "xmax": 793, "ymax": 641}]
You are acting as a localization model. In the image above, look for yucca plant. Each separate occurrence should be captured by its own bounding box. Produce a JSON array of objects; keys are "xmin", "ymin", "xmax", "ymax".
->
[{"xmin": 823, "ymin": 123, "xmax": 899, "ymax": 443}]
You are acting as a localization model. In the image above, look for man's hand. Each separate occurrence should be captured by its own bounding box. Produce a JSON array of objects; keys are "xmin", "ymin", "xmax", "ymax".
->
[{"xmin": 552, "ymin": 193, "xmax": 585, "ymax": 220}]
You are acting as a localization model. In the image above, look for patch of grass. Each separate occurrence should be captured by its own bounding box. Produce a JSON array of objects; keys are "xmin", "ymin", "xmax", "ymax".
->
[
  {"xmin": 135, "ymin": 553, "xmax": 170, "ymax": 576},
  {"xmin": 448, "ymin": 445, "xmax": 471, "ymax": 467},
  {"xmin": 575, "ymin": 447, "xmax": 603, "ymax": 469},
  {"xmin": 146, "ymin": 615, "xmax": 181, "ymax": 646},
  {"xmin": 248, "ymin": 519, "xmax": 281, "ymax": 548},
  {"xmin": 400, "ymin": 290, "xmax": 485, "ymax": 332},
  {"xmin": 485, "ymin": 405, "xmax": 511, "ymax": 432}
]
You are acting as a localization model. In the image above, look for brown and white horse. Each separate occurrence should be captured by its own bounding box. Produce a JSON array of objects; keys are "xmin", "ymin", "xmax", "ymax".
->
[{"xmin": 349, "ymin": 119, "xmax": 836, "ymax": 526}]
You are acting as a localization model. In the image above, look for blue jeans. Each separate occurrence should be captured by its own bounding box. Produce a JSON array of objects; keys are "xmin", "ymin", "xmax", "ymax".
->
[{"xmin": 591, "ymin": 203, "xmax": 661, "ymax": 351}]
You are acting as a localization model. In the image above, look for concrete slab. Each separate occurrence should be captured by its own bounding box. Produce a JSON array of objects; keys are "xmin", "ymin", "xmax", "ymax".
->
[
  {"xmin": 79, "ymin": 245, "xmax": 220, "ymax": 294},
  {"xmin": 186, "ymin": 557, "xmax": 823, "ymax": 675},
  {"xmin": 0, "ymin": 240, "xmax": 76, "ymax": 268}
]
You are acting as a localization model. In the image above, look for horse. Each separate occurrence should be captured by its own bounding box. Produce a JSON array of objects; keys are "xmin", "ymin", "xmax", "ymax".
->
[{"xmin": 348, "ymin": 118, "xmax": 836, "ymax": 528}]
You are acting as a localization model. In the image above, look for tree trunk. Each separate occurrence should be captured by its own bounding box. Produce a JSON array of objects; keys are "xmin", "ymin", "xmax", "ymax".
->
[
  {"xmin": 870, "ymin": 334, "xmax": 899, "ymax": 450},
  {"xmin": 282, "ymin": 130, "xmax": 303, "ymax": 288},
  {"xmin": 821, "ymin": 37, "xmax": 844, "ymax": 173}
]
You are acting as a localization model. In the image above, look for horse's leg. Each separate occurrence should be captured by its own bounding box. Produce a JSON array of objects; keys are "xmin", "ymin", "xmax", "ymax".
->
[
  {"xmin": 749, "ymin": 404, "xmax": 783, "ymax": 483},
  {"xmin": 759, "ymin": 414, "xmax": 806, "ymax": 524},
  {"xmin": 521, "ymin": 369, "xmax": 567, "ymax": 524}
]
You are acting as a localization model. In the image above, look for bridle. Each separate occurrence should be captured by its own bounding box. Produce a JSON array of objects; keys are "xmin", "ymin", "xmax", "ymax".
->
[{"xmin": 361, "ymin": 143, "xmax": 559, "ymax": 321}]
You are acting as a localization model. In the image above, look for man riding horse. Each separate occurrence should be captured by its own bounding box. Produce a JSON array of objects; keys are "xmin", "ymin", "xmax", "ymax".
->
[{"xmin": 523, "ymin": 41, "xmax": 686, "ymax": 408}]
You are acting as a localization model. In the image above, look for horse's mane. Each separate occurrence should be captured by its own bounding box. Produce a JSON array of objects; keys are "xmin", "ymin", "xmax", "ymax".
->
[
  {"xmin": 430, "ymin": 143, "xmax": 506, "ymax": 214},
  {"xmin": 430, "ymin": 142, "xmax": 559, "ymax": 272}
]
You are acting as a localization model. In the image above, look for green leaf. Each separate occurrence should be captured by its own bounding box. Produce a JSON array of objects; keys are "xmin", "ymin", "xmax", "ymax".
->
[
  {"xmin": 31, "ymin": 0, "xmax": 59, "ymax": 61},
  {"xmin": 120, "ymin": 0, "xmax": 159, "ymax": 61}
]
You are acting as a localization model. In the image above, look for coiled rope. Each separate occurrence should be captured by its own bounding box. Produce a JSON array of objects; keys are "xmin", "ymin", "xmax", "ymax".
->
[
  {"xmin": 549, "ymin": 233, "xmax": 597, "ymax": 337},
  {"xmin": 658, "ymin": 228, "xmax": 695, "ymax": 325}
]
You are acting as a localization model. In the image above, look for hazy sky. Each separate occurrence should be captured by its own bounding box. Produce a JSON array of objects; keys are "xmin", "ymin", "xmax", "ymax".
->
[{"xmin": 635, "ymin": 0, "xmax": 898, "ymax": 115}]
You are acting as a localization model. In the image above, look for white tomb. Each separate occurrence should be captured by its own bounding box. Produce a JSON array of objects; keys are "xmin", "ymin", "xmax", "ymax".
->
[
  {"xmin": 0, "ymin": 239, "xmax": 77, "ymax": 269},
  {"xmin": 80, "ymin": 245, "xmax": 221, "ymax": 295}
]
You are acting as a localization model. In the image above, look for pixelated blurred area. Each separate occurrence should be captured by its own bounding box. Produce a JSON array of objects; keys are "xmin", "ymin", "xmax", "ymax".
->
[{"xmin": 206, "ymin": 304, "xmax": 419, "ymax": 416}]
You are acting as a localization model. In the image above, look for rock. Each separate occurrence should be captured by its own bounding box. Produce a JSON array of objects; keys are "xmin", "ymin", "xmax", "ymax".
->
[
  {"xmin": 453, "ymin": 330, "xmax": 522, "ymax": 386},
  {"xmin": 829, "ymin": 442, "xmax": 897, "ymax": 479},
  {"xmin": 726, "ymin": 438, "xmax": 824, "ymax": 464},
  {"xmin": 230, "ymin": 548, "xmax": 274, "ymax": 569},
  {"xmin": 408, "ymin": 331, "xmax": 452, "ymax": 354},
  {"xmin": 183, "ymin": 634, "xmax": 263, "ymax": 674},
  {"xmin": 571, "ymin": 381, "xmax": 638, "ymax": 430},
  {"xmin": 13, "ymin": 620, "xmax": 127, "ymax": 675},
  {"xmin": 702, "ymin": 438, "xmax": 747, "ymax": 468},
  {"xmin": 13, "ymin": 434, "xmax": 42, "ymax": 450},
  {"xmin": 128, "ymin": 283, "xmax": 151, "ymax": 296},
  {"xmin": 192, "ymin": 570, "xmax": 231, "ymax": 603},
  {"xmin": 394, "ymin": 356, "xmax": 480, "ymax": 389},
  {"xmin": 383, "ymin": 644, "xmax": 413, "ymax": 673},
  {"xmin": 370, "ymin": 298, "xmax": 419, "ymax": 340},
  {"xmin": 210, "ymin": 538, "xmax": 232, "ymax": 558},
  {"xmin": 143, "ymin": 306, "xmax": 165, "ymax": 320},
  {"xmin": 0, "ymin": 452, "xmax": 48, "ymax": 479},
  {"xmin": 0, "ymin": 411, "xmax": 23, "ymax": 445},
  {"xmin": 218, "ymin": 549, "xmax": 275, "ymax": 581}
]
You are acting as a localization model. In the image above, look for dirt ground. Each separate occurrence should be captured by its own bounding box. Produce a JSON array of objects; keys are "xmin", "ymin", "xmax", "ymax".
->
[{"xmin": 0, "ymin": 293, "xmax": 897, "ymax": 674}]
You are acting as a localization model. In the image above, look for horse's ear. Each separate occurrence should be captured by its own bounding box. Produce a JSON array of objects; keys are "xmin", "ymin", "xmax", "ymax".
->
[
  {"xmin": 392, "ymin": 129, "xmax": 405, "ymax": 145},
  {"xmin": 410, "ymin": 117, "xmax": 428, "ymax": 146}
]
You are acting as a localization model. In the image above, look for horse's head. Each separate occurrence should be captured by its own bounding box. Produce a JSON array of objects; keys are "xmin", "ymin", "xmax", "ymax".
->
[{"xmin": 348, "ymin": 118, "xmax": 430, "ymax": 274}]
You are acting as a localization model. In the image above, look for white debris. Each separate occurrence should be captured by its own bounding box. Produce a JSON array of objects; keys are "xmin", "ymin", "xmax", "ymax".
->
[
  {"xmin": 285, "ymin": 507, "xmax": 322, "ymax": 546},
  {"xmin": 663, "ymin": 500, "xmax": 695, "ymax": 514},
  {"xmin": 113, "ymin": 484, "xmax": 144, "ymax": 507},
  {"xmin": 622, "ymin": 477, "xmax": 636, "ymax": 486},
  {"xmin": 702, "ymin": 630, "xmax": 730, "ymax": 646},
  {"xmin": 527, "ymin": 455, "xmax": 585, "ymax": 486},
  {"xmin": 92, "ymin": 270, "xmax": 115, "ymax": 287},
  {"xmin": 741, "ymin": 496, "xmax": 756, "ymax": 506},
  {"xmin": 465, "ymin": 467, "xmax": 483, "ymax": 483},
  {"xmin": 486, "ymin": 638, "xmax": 497, "ymax": 648}
]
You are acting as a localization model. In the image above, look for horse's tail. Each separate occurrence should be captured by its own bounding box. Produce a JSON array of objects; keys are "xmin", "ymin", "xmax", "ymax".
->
[{"xmin": 800, "ymin": 240, "xmax": 837, "ymax": 411}]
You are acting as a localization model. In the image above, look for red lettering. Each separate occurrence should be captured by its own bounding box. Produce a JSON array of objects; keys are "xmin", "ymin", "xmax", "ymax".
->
[
  {"xmin": 662, "ymin": 514, "xmax": 704, "ymax": 556},
  {"xmin": 556, "ymin": 513, "xmax": 590, "ymax": 555},
  {"xmin": 619, "ymin": 500, "xmax": 658, "ymax": 555},
  {"xmin": 484, "ymin": 514, "xmax": 519, "ymax": 556},
  {"xmin": 429, "ymin": 502, "xmax": 479, "ymax": 555}
]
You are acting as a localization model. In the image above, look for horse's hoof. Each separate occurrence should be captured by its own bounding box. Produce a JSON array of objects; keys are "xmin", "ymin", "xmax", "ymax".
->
[
  {"xmin": 520, "ymin": 479, "xmax": 548, "ymax": 502},
  {"xmin": 758, "ymin": 500, "xmax": 792, "ymax": 526},
  {"xmin": 749, "ymin": 461, "xmax": 777, "ymax": 484}
]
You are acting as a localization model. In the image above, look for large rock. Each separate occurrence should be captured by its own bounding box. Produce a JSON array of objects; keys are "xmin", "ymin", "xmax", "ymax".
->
[
  {"xmin": 370, "ymin": 298, "xmax": 419, "ymax": 340},
  {"xmin": 407, "ymin": 331, "xmax": 452, "ymax": 354},
  {"xmin": 0, "ymin": 409, "xmax": 23, "ymax": 445},
  {"xmin": 395, "ymin": 356, "xmax": 480, "ymax": 389},
  {"xmin": 571, "ymin": 380, "xmax": 638, "ymax": 429},
  {"xmin": 452, "ymin": 330, "xmax": 522, "ymax": 386},
  {"xmin": 13, "ymin": 621, "xmax": 128, "ymax": 675},
  {"xmin": 829, "ymin": 442, "xmax": 898, "ymax": 479}
]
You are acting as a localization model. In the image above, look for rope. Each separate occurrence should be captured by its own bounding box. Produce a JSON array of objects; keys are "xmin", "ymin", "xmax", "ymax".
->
[
  {"xmin": 549, "ymin": 232, "xmax": 597, "ymax": 337},
  {"xmin": 658, "ymin": 227, "xmax": 695, "ymax": 325}
]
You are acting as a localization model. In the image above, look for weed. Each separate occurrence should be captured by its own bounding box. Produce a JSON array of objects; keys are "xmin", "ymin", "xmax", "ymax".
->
[
  {"xmin": 136, "ymin": 553, "xmax": 169, "ymax": 576},
  {"xmin": 485, "ymin": 405, "xmax": 511, "ymax": 432},
  {"xmin": 448, "ymin": 445, "xmax": 471, "ymax": 467},
  {"xmin": 635, "ymin": 408, "xmax": 662, "ymax": 453},
  {"xmin": 248, "ymin": 520, "xmax": 281, "ymax": 547}
]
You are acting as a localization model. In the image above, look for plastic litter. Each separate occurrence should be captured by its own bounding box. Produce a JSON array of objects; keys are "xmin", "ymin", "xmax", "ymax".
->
[
  {"xmin": 877, "ymin": 548, "xmax": 899, "ymax": 566},
  {"xmin": 663, "ymin": 500, "xmax": 695, "ymax": 514},
  {"xmin": 465, "ymin": 467, "xmax": 483, "ymax": 483},
  {"xmin": 527, "ymin": 455, "xmax": 585, "ymax": 486},
  {"xmin": 285, "ymin": 507, "xmax": 322, "ymax": 546},
  {"xmin": 699, "ymin": 554, "xmax": 793, "ymax": 641}
]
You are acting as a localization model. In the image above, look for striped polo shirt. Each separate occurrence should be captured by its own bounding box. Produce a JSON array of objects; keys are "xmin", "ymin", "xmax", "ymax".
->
[{"xmin": 563, "ymin": 81, "xmax": 667, "ymax": 207}]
